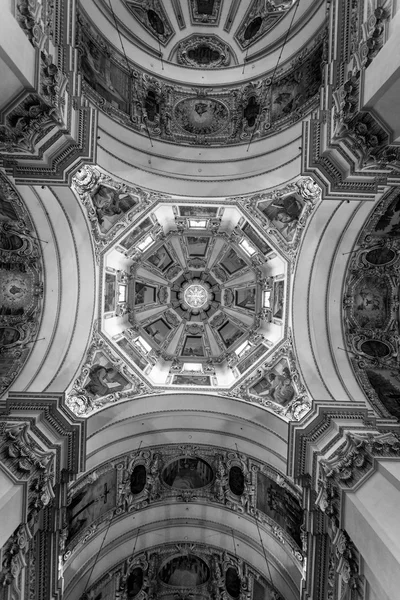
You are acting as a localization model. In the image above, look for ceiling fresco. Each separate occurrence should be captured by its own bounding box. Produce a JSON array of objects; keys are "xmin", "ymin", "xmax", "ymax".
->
[
  {"xmin": 62, "ymin": 443, "xmax": 304, "ymax": 569},
  {"xmin": 66, "ymin": 166, "xmax": 320, "ymax": 418},
  {"xmin": 343, "ymin": 189, "xmax": 400, "ymax": 422},
  {"xmin": 0, "ymin": 172, "xmax": 43, "ymax": 397},
  {"xmin": 124, "ymin": 0, "xmax": 175, "ymax": 46},
  {"xmin": 79, "ymin": 542, "xmax": 283, "ymax": 600},
  {"xmin": 77, "ymin": 12, "xmax": 324, "ymax": 146},
  {"xmin": 235, "ymin": 0, "xmax": 296, "ymax": 50},
  {"xmin": 189, "ymin": 0, "xmax": 224, "ymax": 26}
]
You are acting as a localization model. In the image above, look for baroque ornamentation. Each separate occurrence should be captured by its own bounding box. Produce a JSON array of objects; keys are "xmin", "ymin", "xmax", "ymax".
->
[
  {"xmin": 175, "ymin": 35, "xmax": 235, "ymax": 68},
  {"xmin": 0, "ymin": 172, "xmax": 43, "ymax": 397},
  {"xmin": 63, "ymin": 444, "xmax": 303, "ymax": 561},
  {"xmin": 77, "ymin": 14, "xmax": 323, "ymax": 146},
  {"xmin": 343, "ymin": 190, "xmax": 400, "ymax": 420},
  {"xmin": 234, "ymin": 0, "xmax": 296, "ymax": 50},
  {"xmin": 82, "ymin": 542, "xmax": 283, "ymax": 600}
]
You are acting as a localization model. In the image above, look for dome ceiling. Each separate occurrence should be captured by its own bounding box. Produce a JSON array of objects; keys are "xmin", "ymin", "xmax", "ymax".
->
[
  {"xmin": 77, "ymin": 4, "xmax": 324, "ymax": 147},
  {"xmin": 0, "ymin": 172, "xmax": 43, "ymax": 396},
  {"xmin": 66, "ymin": 165, "xmax": 320, "ymax": 419},
  {"xmin": 123, "ymin": 0, "xmax": 297, "ymax": 57}
]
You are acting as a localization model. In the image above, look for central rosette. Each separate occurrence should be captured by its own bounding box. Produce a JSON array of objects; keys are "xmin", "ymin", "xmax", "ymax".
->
[
  {"xmin": 179, "ymin": 279, "xmax": 212, "ymax": 313},
  {"xmin": 184, "ymin": 283, "xmax": 208, "ymax": 308}
]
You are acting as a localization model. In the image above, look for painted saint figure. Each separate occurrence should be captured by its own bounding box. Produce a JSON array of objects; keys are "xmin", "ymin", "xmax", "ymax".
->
[{"xmin": 84, "ymin": 363, "xmax": 126, "ymax": 398}]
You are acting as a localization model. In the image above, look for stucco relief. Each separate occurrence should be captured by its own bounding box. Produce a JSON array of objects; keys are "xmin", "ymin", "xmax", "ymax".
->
[
  {"xmin": 234, "ymin": 0, "xmax": 297, "ymax": 50},
  {"xmin": 0, "ymin": 173, "xmax": 43, "ymax": 397},
  {"xmin": 62, "ymin": 444, "xmax": 304, "ymax": 563},
  {"xmin": 174, "ymin": 35, "xmax": 235, "ymax": 68},
  {"xmin": 77, "ymin": 15, "xmax": 324, "ymax": 146},
  {"xmin": 71, "ymin": 165, "xmax": 168, "ymax": 252},
  {"xmin": 123, "ymin": 1, "xmax": 175, "ymax": 45},
  {"xmin": 235, "ymin": 176, "xmax": 321, "ymax": 254},
  {"xmin": 343, "ymin": 190, "xmax": 400, "ymax": 420},
  {"xmin": 81, "ymin": 542, "xmax": 283, "ymax": 600},
  {"xmin": 66, "ymin": 330, "xmax": 151, "ymax": 417},
  {"xmin": 230, "ymin": 336, "xmax": 311, "ymax": 421},
  {"xmin": 188, "ymin": 0, "xmax": 224, "ymax": 26}
]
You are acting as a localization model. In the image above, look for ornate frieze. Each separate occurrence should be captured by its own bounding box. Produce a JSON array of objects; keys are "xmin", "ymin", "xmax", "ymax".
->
[
  {"xmin": 83, "ymin": 542, "xmax": 283, "ymax": 600},
  {"xmin": 342, "ymin": 190, "xmax": 400, "ymax": 420},
  {"xmin": 0, "ymin": 172, "xmax": 43, "ymax": 397},
  {"xmin": 229, "ymin": 336, "xmax": 312, "ymax": 421},
  {"xmin": 62, "ymin": 444, "xmax": 304, "ymax": 561},
  {"xmin": 77, "ymin": 14, "xmax": 323, "ymax": 147}
]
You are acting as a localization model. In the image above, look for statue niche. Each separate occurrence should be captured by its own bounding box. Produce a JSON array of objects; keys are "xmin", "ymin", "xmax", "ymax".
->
[
  {"xmin": 244, "ymin": 96, "xmax": 260, "ymax": 128},
  {"xmin": 144, "ymin": 90, "xmax": 160, "ymax": 123},
  {"xmin": 127, "ymin": 566, "xmax": 144, "ymax": 599},
  {"xmin": 130, "ymin": 464, "xmax": 147, "ymax": 495}
]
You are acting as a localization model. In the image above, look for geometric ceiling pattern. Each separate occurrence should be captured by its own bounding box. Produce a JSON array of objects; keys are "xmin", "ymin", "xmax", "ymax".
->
[
  {"xmin": 66, "ymin": 165, "xmax": 321, "ymax": 419},
  {"xmin": 122, "ymin": 0, "xmax": 297, "ymax": 50}
]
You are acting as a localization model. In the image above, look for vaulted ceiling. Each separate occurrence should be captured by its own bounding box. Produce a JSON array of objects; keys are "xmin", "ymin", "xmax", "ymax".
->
[{"xmin": 2, "ymin": 2, "xmax": 392, "ymax": 600}]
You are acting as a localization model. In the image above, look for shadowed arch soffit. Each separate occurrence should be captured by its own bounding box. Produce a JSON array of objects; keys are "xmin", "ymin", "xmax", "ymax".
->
[{"xmin": 76, "ymin": 9, "xmax": 325, "ymax": 148}]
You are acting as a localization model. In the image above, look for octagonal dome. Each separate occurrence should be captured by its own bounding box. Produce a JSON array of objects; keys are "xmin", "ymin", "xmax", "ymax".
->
[{"xmin": 101, "ymin": 200, "xmax": 288, "ymax": 390}]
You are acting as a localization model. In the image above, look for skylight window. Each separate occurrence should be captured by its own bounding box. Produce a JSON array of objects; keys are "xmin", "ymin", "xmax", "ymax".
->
[
  {"xmin": 235, "ymin": 340, "xmax": 251, "ymax": 357},
  {"xmin": 189, "ymin": 219, "xmax": 207, "ymax": 228},
  {"xmin": 239, "ymin": 238, "xmax": 257, "ymax": 256},
  {"xmin": 118, "ymin": 285, "xmax": 127, "ymax": 302},
  {"xmin": 133, "ymin": 336, "xmax": 152, "ymax": 354},
  {"xmin": 137, "ymin": 234, "xmax": 154, "ymax": 252}
]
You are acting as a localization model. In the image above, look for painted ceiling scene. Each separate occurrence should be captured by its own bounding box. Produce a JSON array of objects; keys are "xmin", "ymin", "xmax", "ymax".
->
[
  {"xmin": 2, "ymin": 2, "xmax": 400, "ymax": 600},
  {"xmin": 77, "ymin": 10, "xmax": 323, "ymax": 147}
]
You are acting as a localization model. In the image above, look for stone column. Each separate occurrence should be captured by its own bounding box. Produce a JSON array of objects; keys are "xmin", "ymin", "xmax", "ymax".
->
[
  {"xmin": 289, "ymin": 402, "xmax": 400, "ymax": 600},
  {"xmin": 0, "ymin": 392, "xmax": 85, "ymax": 600}
]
